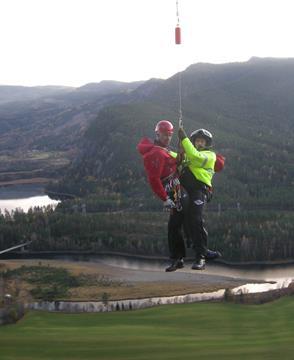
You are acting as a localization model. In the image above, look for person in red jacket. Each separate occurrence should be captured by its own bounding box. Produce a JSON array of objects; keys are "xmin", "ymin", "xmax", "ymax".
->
[
  {"xmin": 137, "ymin": 120, "xmax": 178, "ymax": 206},
  {"xmin": 137, "ymin": 120, "xmax": 186, "ymax": 270}
]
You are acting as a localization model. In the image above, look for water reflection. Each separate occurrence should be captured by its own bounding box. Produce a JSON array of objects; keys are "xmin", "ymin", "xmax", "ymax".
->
[
  {"xmin": 0, "ymin": 185, "xmax": 60, "ymax": 213},
  {"xmin": 0, "ymin": 195, "xmax": 60, "ymax": 213},
  {"xmin": 232, "ymin": 278, "xmax": 293, "ymax": 294}
]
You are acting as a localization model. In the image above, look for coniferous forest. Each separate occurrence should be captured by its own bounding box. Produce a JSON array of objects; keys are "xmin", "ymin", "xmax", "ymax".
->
[{"xmin": 1, "ymin": 204, "xmax": 293, "ymax": 262}]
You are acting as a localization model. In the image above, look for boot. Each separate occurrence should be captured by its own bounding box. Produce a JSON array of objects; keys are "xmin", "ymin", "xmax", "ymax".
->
[
  {"xmin": 205, "ymin": 249, "xmax": 222, "ymax": 261},
  {"xmin": 165, "ymin": 258, "xmax": 184, "ymax": 272},
  {"xmin": 191, "ymin": 257, "xmax": 205, "ymax": 270}
]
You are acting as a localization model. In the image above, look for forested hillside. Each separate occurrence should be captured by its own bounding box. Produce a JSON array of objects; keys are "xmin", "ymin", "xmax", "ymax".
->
[{"xmin": 0, "ymin": 81, "xmax": 143, "ymax": 182}]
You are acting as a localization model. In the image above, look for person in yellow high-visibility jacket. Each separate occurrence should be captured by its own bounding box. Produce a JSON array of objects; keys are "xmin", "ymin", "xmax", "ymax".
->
[{"xmin": 178, "ymin": 127, "xmax": 218, "ymax": 270}]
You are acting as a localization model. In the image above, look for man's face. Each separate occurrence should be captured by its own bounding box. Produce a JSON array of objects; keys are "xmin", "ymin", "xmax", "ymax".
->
[
  {"xmin": 194, "ymin": 137, "xmax": 206, "ymax": 150},
  {"xmin": 158, "ymin": 132, "xmax": 173, "ymax": 147}
]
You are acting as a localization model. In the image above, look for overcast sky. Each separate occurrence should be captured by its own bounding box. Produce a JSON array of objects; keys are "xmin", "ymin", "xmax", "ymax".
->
[{"xmin": 1, "ymin": 0, "xmax": 294, "ymax": 87}]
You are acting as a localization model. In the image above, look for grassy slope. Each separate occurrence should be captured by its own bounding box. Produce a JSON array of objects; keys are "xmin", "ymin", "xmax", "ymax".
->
[{"xmin": 0, "ymin": 297, "xmax": 294, "ymax": 360}]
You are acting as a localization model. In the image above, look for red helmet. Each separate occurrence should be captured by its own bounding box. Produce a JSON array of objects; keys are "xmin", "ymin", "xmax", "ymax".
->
[{"xmin": 155, "ymin": 120, "xmax": 174, "ymax": 135}]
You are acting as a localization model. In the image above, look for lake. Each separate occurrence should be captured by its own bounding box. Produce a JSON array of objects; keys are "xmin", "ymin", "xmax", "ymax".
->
[{"xmin": 0, "ymin": 184, "xmax": 60, "ymax": 213}]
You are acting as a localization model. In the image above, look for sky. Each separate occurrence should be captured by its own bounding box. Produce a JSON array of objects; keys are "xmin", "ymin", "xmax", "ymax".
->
[{"xmin": 1, "ymin": 0, "xmax": 294, "ymax": 87}]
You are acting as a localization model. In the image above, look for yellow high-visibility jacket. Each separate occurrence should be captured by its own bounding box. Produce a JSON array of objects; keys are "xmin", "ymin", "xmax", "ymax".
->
[{"xmin": 181, "ymin": 138, "xmax": 216, "ymax": 187}]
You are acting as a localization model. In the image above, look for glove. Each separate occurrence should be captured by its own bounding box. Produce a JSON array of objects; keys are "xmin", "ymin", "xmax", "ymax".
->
[
  {"xmin": 163, "ymin": 197, "xmax": 176, "ymax": 209},
  {"xmin": 178, "ymin": 127, "xmax": 187, "ymax": 141}
]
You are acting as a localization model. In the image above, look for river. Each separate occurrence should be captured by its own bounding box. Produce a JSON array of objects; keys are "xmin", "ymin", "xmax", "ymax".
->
[{"xmin": 5, "ymin": 252, "xmax": 294, "ymax": 283}]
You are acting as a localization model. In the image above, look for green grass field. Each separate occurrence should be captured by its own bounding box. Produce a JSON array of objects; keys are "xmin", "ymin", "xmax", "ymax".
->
[{"xmin": 1, "ymin": 297, "xmax": 294, "ymax": 360}]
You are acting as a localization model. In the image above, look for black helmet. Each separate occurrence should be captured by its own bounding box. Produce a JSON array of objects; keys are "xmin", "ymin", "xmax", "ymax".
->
[{"xmin": 190, "ymin": 128, "xmax": 213, "ymax": 148}]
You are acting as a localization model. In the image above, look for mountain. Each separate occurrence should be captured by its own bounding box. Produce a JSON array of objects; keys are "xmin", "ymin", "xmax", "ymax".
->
[
  {"xmin": 129, "ymin": 78, "xmax": 165, "ymax": 99},
  {"xmin": 0, "ymin": 80, "xmax": 144, "ymax": 182},
  {"xmin": 0, "ymin": 80, "xmax": 144, "ymax": 150},
  {"xmin": 0, "ymin": 85, "xmax": 73, "ymax": 105},
  {"xmin": 50, "ymin": 57, "xmax": 294, "ymax": 210},
  {"xmin": 76, "ymin": 80, "xmax": 144, "ymax": 94}
]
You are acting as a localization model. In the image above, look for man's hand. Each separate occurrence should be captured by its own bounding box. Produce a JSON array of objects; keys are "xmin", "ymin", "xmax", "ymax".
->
[{"xmin": 163, "ymin": 198, "xmax": 176, "ymax": 209}]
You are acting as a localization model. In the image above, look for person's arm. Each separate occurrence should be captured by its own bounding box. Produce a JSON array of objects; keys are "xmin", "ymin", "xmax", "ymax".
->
[
  {"xmin": 178, "ymin": 128, "xmax": 209, "ymax": 167},
  {"xmin": 148, "ymin": 176, "xmax": 168, "ymax": 201},
  {"xmin": 144, "ymin": 153, "xmax": 168, "ymax": 201}
]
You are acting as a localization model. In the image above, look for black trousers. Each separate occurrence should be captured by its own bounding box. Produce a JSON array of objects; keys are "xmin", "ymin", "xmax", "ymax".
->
[
  {"xmin": 167, "ymin": 188, "xmax": 208, "ymax": 260},
  {"xmin": 168, "ymin": 208, "xmax": 186, "ymax": 260},
  {"xmin": 187, "ymin": 188, "xmax": 208, "ymax": 259}
]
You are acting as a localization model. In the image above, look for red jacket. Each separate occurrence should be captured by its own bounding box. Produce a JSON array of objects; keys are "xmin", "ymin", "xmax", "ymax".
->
[{"xmin": 137, "ymin": 137, "xmax": 177, "ymax": 201}]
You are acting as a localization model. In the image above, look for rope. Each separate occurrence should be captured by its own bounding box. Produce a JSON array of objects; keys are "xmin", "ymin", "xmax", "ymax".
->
[
  {"xmin": 178, "ymin": 68, "xmax": 183, "ymax": 128},
  {"xmin": 176, "ymin": 0, "xmax": 183, "ymax": 129},
  {"xmin": 176, "ymin": 0, "xmax": 180, "ymax": 25}
]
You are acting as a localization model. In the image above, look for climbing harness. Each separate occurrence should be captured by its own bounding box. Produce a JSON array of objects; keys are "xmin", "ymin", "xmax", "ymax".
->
[{"xmin": 162, "ymin": 172, "xmax": 183, "ymax": 212}]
